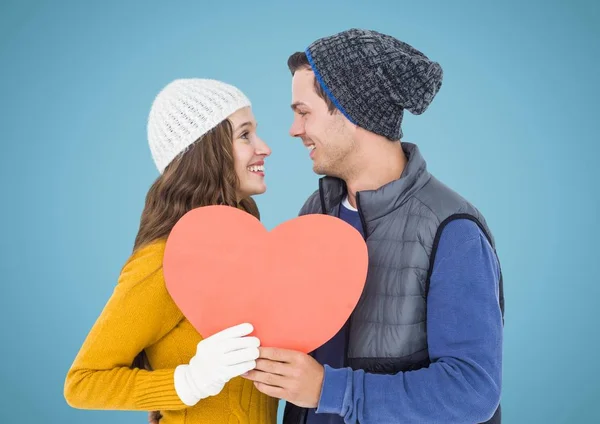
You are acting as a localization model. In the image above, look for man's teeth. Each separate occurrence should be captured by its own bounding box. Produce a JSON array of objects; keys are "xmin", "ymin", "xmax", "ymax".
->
[
  {"xmin": 308, "ymin": 145, "xmax": 316, "ymax": 151},
  {"xmin": 247, "ymin": 165, "xmax": 264, "ymax": 172}
]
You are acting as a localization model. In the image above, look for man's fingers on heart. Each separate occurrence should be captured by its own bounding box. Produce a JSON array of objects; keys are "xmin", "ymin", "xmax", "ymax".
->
[
  {"xmin": 246, "ymin": 370, "xmax": 285, "ymax": 387},
  {"xmin": 255, "ymin": 358, "xmax": 287, "ymax": 376},
  {"xmin": 258, "ymin": 347, "xmax": 294, "ymax": 362},
  {"xmin": 254, "ymin": 382, "xmax": 286, "ymax": 399}
]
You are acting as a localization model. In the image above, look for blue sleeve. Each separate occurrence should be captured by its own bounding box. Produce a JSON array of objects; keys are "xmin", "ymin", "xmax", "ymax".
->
[{"xmin": 315, "ymin": 219, "xmax": 503, "ymax": 423}]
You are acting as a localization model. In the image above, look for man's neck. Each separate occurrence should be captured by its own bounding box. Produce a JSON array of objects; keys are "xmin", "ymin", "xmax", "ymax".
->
[{"xmin": 344, "ymin": 142, "xmax": 407, "ymax": 209}]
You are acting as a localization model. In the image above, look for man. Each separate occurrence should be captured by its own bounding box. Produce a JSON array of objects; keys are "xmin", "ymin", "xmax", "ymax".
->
[{"xmin": 243, "ymin": 28, "xmax": 504, "ymax": 424}]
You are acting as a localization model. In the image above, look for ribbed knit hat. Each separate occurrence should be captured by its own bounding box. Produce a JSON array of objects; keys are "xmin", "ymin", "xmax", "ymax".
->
[
  {"xmin": 147, "ymin": 78, "xmax": 251, "ymax": 173},
  {"xmin": 305, "ymin": 28, "xmax": 443, "ymax": 140}
]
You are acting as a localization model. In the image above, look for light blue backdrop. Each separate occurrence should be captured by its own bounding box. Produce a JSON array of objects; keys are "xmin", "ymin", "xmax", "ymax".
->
[{"xmin": 1, "ymin": 0, "xmax": 598, "ymax": 422}]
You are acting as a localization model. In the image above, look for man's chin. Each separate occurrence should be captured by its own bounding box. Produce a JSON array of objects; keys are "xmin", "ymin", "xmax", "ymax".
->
[
  {"xmin": 313, "ymin": 163, "xmax": 339, "ymax": 178},
  {"xmin": 312, "ymin": 162, "xmax": 327, "ymax": 175}
]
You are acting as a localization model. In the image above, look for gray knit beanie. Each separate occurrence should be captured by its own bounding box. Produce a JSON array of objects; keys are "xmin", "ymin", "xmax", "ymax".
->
[{"xmin": 306, "ymin": 28, "xmax": 443, "ymax": 140}]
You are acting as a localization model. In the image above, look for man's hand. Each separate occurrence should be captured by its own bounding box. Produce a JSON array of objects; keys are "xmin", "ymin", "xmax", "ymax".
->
[{"xmin": 242, "ymin": 347, "xmax": 324, "ymax": 408}]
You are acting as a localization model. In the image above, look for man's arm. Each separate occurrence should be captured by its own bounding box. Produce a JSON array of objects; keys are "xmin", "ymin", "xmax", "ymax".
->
[{"xmin": 316, "ymin": 219, "xmax": 503, "ymax": 423}]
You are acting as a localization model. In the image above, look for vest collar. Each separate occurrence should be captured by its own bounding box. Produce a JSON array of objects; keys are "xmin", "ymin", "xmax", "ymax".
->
[{"xmin": 318, "ymin": 142, "xmax": 431, "ymax": 224}]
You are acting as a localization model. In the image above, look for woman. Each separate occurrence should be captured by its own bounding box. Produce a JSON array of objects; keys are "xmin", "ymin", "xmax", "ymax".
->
[{"xmin": 64, "ymin": 78, "xmax": 277, "ymax": 424}]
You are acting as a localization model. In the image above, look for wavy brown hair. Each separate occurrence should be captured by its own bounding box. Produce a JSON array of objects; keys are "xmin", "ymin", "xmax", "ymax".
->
[{"xmin": 130, "ymin": 118, "xmax": 260, "ymax": 423}]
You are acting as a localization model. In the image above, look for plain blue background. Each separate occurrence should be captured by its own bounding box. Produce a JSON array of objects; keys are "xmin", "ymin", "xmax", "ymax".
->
[{"xmin": 1, "ymin": 0, "xmax": 598, "ymax": 422}]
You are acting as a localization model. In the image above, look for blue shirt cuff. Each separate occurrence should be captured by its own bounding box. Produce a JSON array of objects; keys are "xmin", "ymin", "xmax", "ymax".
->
[{"xmin": 316, "ymin": 365, "xmax": 350, "ymax": 415}]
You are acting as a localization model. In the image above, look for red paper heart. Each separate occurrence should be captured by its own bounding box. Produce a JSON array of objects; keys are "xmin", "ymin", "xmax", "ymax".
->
[{"xmin": 163, "ymin": 205, "xmax": 368, "ymax": 353}]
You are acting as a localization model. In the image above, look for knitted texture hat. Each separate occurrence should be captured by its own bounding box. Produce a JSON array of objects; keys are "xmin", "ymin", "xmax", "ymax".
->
[
  {"xmin": 305, "ymin": 28, "xmax": 443, "ymax": 140},
  {"xmin": 147, "ymin": 78, "xmax": 251, "ymax": 173}
]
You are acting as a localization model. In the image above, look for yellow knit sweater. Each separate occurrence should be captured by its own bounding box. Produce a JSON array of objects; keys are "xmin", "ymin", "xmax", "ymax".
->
[{"xmin": 64, "ymin": 239, "xmax": 278, "ymax": 424}]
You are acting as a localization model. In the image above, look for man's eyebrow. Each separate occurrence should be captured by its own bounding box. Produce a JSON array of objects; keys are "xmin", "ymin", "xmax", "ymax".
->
[{"xmin": 291, "ymin": 102, "xmax": 307, "ymax": 111}]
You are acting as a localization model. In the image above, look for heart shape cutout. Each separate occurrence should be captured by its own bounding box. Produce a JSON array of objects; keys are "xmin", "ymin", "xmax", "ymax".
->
[{"xmin": 163, "ymin": 205, "xmax": 368, "ymax": 353}]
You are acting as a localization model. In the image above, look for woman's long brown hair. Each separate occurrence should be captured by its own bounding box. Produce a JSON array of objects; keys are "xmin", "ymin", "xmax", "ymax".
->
[{"xmin": 130, "ymin": 118, "xmax": 260, "ymax": 422}]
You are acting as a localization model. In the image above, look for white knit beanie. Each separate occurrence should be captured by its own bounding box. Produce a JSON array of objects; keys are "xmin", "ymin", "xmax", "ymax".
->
[{"xmin": 147, "ymin": 78, "xmax": 251, "ymax": 173}]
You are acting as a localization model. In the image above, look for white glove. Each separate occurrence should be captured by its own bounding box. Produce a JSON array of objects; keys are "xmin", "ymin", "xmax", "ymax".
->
[{"xmin": 174, "ymin": 322, "xmax": 260, "ymax": 406}]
